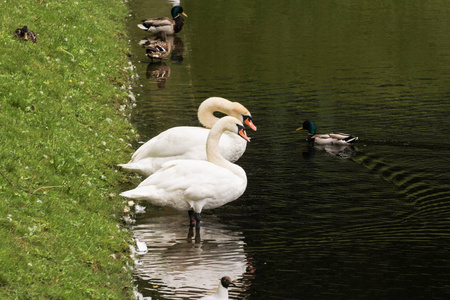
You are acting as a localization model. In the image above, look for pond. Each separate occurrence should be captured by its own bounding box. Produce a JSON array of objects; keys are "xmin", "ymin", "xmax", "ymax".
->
[{"xmin": 125, "ymin": 0, "xmax": 450, "ymax": 299}]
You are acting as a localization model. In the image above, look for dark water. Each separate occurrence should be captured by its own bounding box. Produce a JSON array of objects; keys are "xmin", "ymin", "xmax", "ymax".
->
[{"xmin": 125, "ymin": 1, "xmax": 450, "ymax": 299}]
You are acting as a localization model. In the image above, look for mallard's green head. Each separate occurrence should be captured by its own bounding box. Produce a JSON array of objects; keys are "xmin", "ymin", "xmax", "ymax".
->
[
  {"xmin": 171, "ymin": 6, "xmax": 187, "ymax": 18},
  {"xmin": 296, "ymin": 120, "xmax": 316, "ymax": 135}
]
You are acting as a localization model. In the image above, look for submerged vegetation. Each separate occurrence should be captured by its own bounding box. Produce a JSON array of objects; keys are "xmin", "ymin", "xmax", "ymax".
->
[{"xmin": 0, "ymin": 0, "xmax": 137, "ymax": 298}]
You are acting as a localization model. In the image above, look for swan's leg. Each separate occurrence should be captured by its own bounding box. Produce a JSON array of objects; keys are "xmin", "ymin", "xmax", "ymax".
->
[
  {"xmin": 194, "ymin": 213, "xmax": 201, "ymax": 229},
  {"xmin": 188, "ymin": 209, "xmax": 196, "ymax": 227},
  {"xmin": 194, "ymin": 227, "xmax": 201, "ymax": 243},
  {"xmin": 187, "ymin": 226, "xmax": 194, "ymax": 240}
]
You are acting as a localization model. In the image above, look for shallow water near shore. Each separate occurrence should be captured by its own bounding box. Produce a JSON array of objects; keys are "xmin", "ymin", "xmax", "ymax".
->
[{"xmin": 126, "ymin": 1, "xmax": 450, "ymax": 299}]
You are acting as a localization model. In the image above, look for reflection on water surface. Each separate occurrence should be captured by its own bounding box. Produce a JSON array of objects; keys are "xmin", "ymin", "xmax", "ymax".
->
[
  {"xmin": 133, "ymin": 209, "xmax": 253, "ymax": 299},
  {"xmin": 126, "ymin": 0, "xmax": 450, "ymax": 299}
]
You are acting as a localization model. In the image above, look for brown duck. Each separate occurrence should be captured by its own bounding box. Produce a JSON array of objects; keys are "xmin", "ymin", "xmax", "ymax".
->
[{"xmin": 14, "ymin": 26, "xmax": 37, "ymax": 43}]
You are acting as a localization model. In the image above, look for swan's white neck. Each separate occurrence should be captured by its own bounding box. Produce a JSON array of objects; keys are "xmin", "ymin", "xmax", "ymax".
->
[
  {"xmin": 198, "ymin": 97, "xmax": 246, "ymax": 129},
  {"xmin": 206, "ymin": 121, "xmax": 246, "ymax": 179}
]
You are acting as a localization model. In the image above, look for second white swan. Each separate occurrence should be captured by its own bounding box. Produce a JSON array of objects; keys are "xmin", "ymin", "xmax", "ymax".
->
[{"xmin": 119, "ymin": 97, "xmax": 256, "ymax": 176}]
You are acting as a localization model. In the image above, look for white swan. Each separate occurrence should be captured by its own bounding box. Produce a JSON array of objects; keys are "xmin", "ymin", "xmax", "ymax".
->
[
  {"xmin": 119, "ymin": 97, "xmax": 256, "ymax": 176},
  {"xmin": 199, "ymin": 276, "xmax": 235, "ymax": 300},
  {"xmin": 120, "ymin": 116, "xmax": 250, "ymax": 228}
]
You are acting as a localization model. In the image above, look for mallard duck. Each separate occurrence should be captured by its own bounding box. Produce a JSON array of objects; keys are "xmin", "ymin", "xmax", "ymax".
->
[
  {"xmin": 138, "ymin": 5, "xmax": 187, "ymax": 35},
  {"xmin": 14, "ymin": 25, "xmax": 37, "ymax": 43},
  {"xmin": 296, "ymin": 120, "xmax": 358, "ymax": 145}
]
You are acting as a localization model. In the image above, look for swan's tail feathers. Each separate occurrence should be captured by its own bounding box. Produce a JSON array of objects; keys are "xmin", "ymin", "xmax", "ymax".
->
[
  {"xmin": 118, "ymin": 161, "xmax": 157, "ymax": 176},
  {"xmin": 120, "ymin": 188, "xmax": 155, "ymax": 200},
  {"xmin": 120, "ymin": 190, "xmax": 133, "ymax": 199},
  {"xmin": 120, "ymin": 188, "xmax": 169, "ymax": 207},
  {"xmin": 118, "ymin": 162, "xmax": 137, "ymax": 171},
  {"xmin": 118, "ymin": 162, "xmax": 149, "ymax": 176},
  {"xmin": 137, "ymin": 24, "xmax": 148, "ymax": 31},
  {"xmin": 120, "ymin": 189, "xmax": 144, "ymax": 200}
]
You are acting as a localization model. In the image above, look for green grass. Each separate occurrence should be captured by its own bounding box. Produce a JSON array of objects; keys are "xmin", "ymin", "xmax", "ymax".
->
[{"xmin": 0, "ymin": 0, "xmax": 137, "ymax": 298}]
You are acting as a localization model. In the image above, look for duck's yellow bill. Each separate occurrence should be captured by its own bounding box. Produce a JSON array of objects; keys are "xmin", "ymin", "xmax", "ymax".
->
[
  {"xmin": 182, "ymin": 12, "xmax": 188, "ymax": 17},
  {"xmin": 296, "ymin": 126, "xmax": 304, "ymax": 131}
]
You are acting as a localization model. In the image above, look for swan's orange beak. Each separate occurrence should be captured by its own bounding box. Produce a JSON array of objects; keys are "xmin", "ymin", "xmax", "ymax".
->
[
  {"xmin": 245, "ymin": 118, "xmax": 257, "ymax": 131},
  {"xmin": 238, "ymin": 128, "xmax": 251, "ymax": 142},
  {"xmin": 243, "ymin": 115, "xmax": 257, "ymax": 131}
]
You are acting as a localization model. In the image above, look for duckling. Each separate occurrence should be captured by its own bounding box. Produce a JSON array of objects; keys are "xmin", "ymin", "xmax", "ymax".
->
[
  {"xmin": 14, "ymin": 25, "xmax": 37, "ymax": 43},
  {"xmin": 138, "ymin": 6, "xmax": 187, "ymax": 35},
  {"xmin": 296, "ymin": 120, "xmax": 358, "ymax": 145}
]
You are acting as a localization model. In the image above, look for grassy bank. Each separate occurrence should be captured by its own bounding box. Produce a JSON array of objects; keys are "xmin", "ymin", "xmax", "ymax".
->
[{"xmin": 0, "ymin": 0, "xmax": 137, "ymax": 298}]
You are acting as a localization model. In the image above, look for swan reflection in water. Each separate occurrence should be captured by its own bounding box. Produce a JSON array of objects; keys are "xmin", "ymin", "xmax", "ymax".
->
[{"xmin": 132, "ymin": 207, "xmax": 254, "ymax": 299}]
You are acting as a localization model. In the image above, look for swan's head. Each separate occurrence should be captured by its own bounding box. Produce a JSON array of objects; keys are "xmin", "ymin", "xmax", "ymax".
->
[
  {"xmin": 230, "ymin": 102, "xmax": 257, "ymax": 131},
  {"xmin": 236, "ymin": 122, "xmax": 251, "ymax": 142},
  {"xmin": 218, "ymin": 116, "xmax": 251, "ymax": 142},
  {"xmin": 198, "ymin": 97, "xmax": 257, "ymax": 131},
  {"xmin": 242, "ymin": 114, "xmax": 257, "ymax": 131},
  {"xmin": 296, "ymin": 120, "xmax": 316, "ymax": 135}
]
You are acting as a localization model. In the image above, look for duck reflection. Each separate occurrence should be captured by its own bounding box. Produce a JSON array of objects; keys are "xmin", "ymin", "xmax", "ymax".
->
[
  {"xmin": 146, "ymin": 62, "xmax": 171, "ymax": 88},
  {"xmin": 303, "ymin": 142, "xmax": 357, "ymax": 160},
  {"xmin": 140, "ymin": 35, "xmax": 184, "ymax": 63},
  {"xmin": 132, "ymin": 208, "xmax": 252, "ymax": 299},
  {"xmin": 169, "ymin": 35, "xmax": 184, "ymax": 63},
  {"xmin": 141, "ymin": 35, "xmax": 185, "ymax": 88}
]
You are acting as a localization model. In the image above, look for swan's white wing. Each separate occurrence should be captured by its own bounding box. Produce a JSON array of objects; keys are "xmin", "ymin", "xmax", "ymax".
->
[
  {"xmin": 119, "ymin": 144, "xmax": 206, "ymax": 177},
  {"xmin": 130, "ymin": 127, "xmax": 210, "ymax": 162},
  {"xmin": 122, "ymin": 160, "xmax": 246, "ymax": 211},
  {"xmin": 139, "ymin": 160, "xmax": 236, "ymax": 193},
  {"xmin": 125, "ymin": 127, "xmax": 247, "ymax": 176}
]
